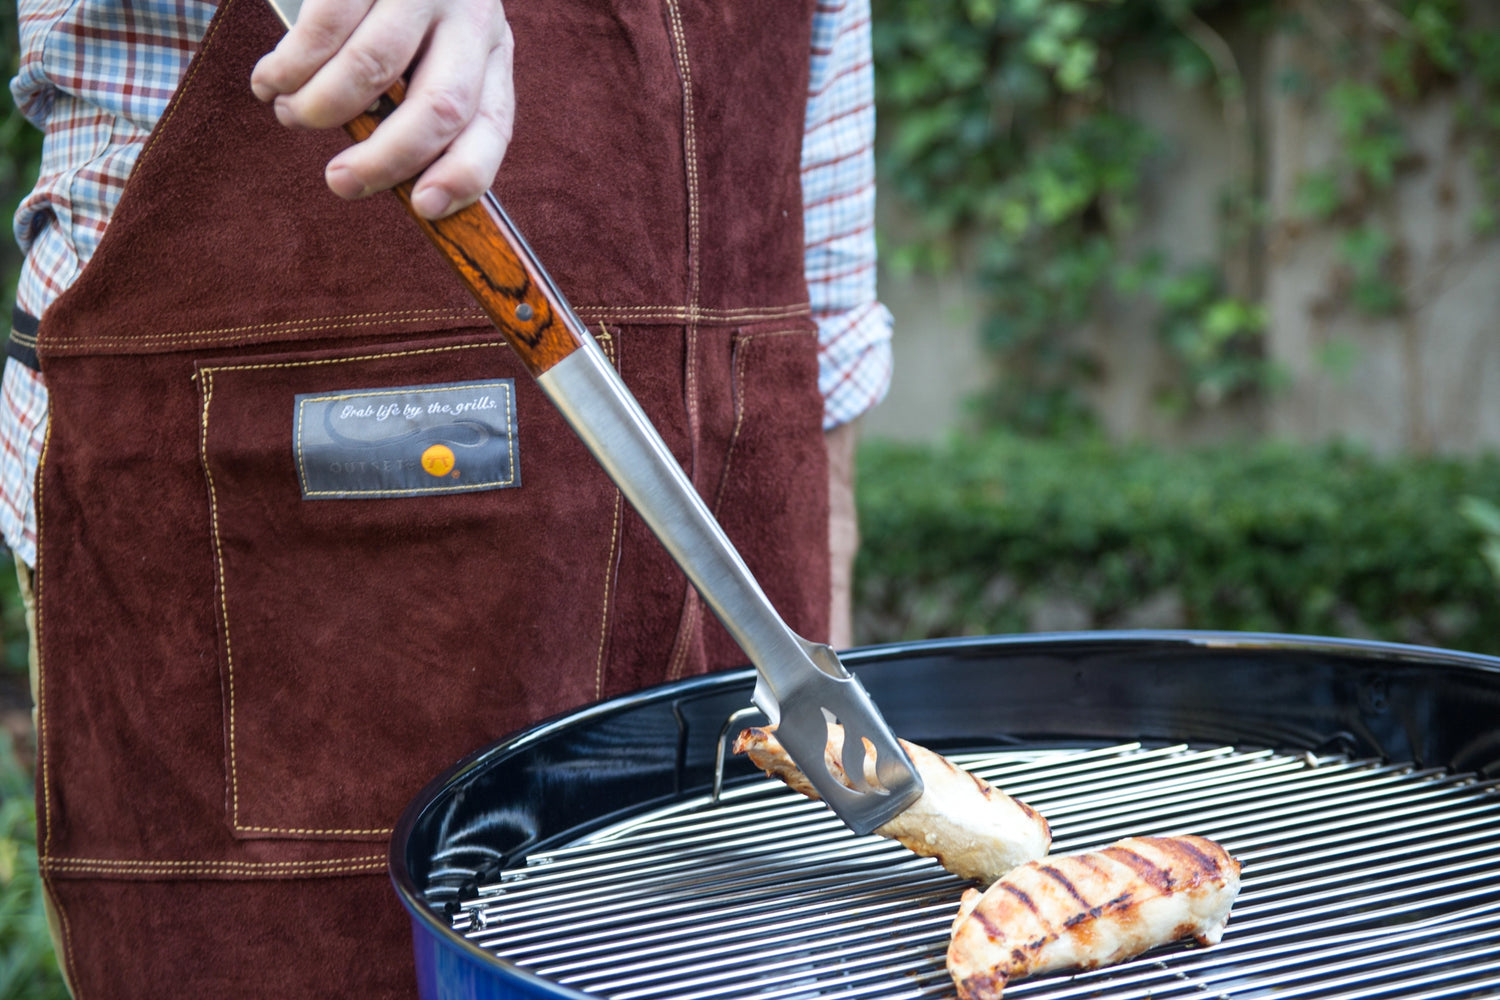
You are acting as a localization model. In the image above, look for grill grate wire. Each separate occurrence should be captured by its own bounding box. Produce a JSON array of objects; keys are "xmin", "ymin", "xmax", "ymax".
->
[{"xmin": 447, "ymin": 742, "xmax": 1500, "ymax": 999}]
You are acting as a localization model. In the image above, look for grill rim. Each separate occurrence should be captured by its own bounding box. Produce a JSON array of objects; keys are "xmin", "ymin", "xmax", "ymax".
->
[{"xmin": 390, "ymin": 629, "xmax": 1500, "ymax": 1000}]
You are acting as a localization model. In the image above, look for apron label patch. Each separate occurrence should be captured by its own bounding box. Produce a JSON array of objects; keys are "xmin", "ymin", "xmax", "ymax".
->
[{"xmin": 294, "ymin": 379, "xmax": 520, "ymax": 499}]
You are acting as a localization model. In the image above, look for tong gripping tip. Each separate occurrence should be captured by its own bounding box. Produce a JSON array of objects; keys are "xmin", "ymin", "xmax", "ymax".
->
[{"xmin": 753, "ymin": 643, "xmax": 924, "ymax": 836}]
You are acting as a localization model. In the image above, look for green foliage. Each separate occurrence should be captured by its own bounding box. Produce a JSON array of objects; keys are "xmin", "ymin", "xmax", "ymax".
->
[
  {"xmin": 871, "ymin": 0, "xmax": 1500, "ymax": 434},
  {"xmin": 873, "ymin": 0, "xmax": 1277, "ymax": 432},
  {"xmin": 1278, "ymin": 1, "xmax": 1500, "ymax": 312},
  {"xmin": 854, "ymin": 434, "xmax": 1500, "ymax": 653},
  {"xmin": 0, "ymin": 568, "xmax": 23, "ymax": 681},
  {"xmin": 1459, "ymin": 495, "xmax": 1500, "ymax": 585},
  {"xmin": 1326, "ymin": 80, "xmax": 1403, "ymax": 190},
  {"xmin": 0, "ymin": 738, "xmax": 66, "ymax": 1000},
  {"xmin": 1118, "ymin": 256, "xmax": 1271, "ymax": 410},
  {"xmin": 1338, "ymin": 225, "xmax": 1403, "ymax": 316}
]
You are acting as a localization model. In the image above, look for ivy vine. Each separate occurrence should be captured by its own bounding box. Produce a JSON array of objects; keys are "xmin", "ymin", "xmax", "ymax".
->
[{"xmin": 870, "ymin": 0, "xmax": 1500, "ymax": 436}]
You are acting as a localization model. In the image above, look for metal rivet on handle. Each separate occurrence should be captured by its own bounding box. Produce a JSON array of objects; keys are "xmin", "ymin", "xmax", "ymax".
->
[{"xmin": 516, "ymin": 303, "xmax": 534, "ymax": 322}]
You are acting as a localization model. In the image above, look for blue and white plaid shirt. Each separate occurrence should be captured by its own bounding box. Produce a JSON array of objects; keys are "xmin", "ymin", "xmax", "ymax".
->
[{"xmin": 3, "ymin": 0, "xmax": 893, "ymax": 567}]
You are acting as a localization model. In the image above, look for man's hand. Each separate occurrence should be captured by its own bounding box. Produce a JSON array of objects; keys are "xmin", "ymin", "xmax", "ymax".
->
[{"xmin": 251, "ymin": 0, "xmax": 515, "ymax": 220}]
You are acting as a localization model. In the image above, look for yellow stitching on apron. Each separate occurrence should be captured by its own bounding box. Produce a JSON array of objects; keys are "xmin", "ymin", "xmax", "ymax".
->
[
  {"xmin": 41, "ymin": 856, "xmax": 387, "ymax": 877},
  {"xmin": 293, "ymin": 396, "xmax": 311, "ymax": 491},
  {"xmin": 736, "ymin": 329, "xmax": 819, "ymax": 339},
  {"xmin": 292, "ymin": 383, "xmax": 517, "ymax": 498},
  {"xmin": 42, "ymin": 305, "xmax": 812, "ymax": 354},
  {"xmin": 197, "ymin": 341, "xmax": 505, "ymax": 376},
  {"xmin": 664, "ymin": 1, "xmax": 704, "ymax": 529},
  {"xmin": 663, "ymin": 0, "xmax": 702, "ymax": 315},
  {"xmin": 134, "ymin": 0, "xmax": 236, "ymax": 174},
  {"xmin": 43, "ymin": 308, "xmax": 487, "ymax": 348},
  {"xmin": 593, "ymin": 326, "xmax": 622, "ymax": 700},
  {"xmin": 202, "ymin": 341, "xmax": 512, "ymax": 837},
  {"xmin": 234, "ymin": 825, "xmax": 390, "ymax": 835},
  {"xmin": 663, "ymin": 0, "xmax": 708, "ymax": 688},
  {"xmin": 198, "ymin": 369, "xmax": 244, "ymax": 831},
  {"xmin": 710, "ymin": 329, "xmax": 816, "ymax": 509},
  {"xmin": 594, "ymin": 494, "xmax": 622, "ymax": 700},
  {"xmin": 710, "ymin": 332, "xmax": 756, "ymax": 514},
  {"xmin": 43, "ymin": 855, "xmax": 384, "ymax": 870},
  {"xmin": 35, "ymin": 415, "xmax": 52, "ymax": 854},
  {"xmin": 666, "ymin": 592, "xmax": 700, "ymax": 684},
  {"xmin": 51, "ymin": 877, "xmax": 76, "ymax": 992},
  {"xmin": 30, "ymin": 392, "xmax": 76, "ymax": 1000},
  {"xmin": 663, "ymin": 328, "xmax": 811, "ymax": 683},
  {"xmin": 684, "ymin": 318, "xmax": 700, "ymax": 462},
  {"xmin": 585, "ymin": 307, "xmax": 805, "ymax": 318},
  {"xmin": 50, "ymin": 304, "xmax": 810, "ymax": 345},
  {"xmin": 37, "ymin": 863, "xmax": 78, "ymax": 998},
  {"xmin": 573, "ymin": 302, "xmax": 810, "ymax": 322}
]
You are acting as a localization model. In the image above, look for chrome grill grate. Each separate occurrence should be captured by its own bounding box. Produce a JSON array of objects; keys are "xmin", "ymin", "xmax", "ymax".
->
[{"xmin": 450, "ymin": 742, "xmax": 1500, "ymax": 999}]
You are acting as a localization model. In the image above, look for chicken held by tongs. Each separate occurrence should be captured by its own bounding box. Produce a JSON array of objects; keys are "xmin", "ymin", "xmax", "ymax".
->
[
  {"xmin": 733, "ymin": 724, "xmax": 1051, "ymax": 886},
  {"xmin": 947, "ymin": 834, "xmax": 1241, "ymax": 1000}
]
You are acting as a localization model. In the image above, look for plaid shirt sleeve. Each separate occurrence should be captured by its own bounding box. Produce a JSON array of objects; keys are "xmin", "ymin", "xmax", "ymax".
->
[
  {"xmin": 803, "ymin": 0, "xmax": 893, "ymax": 431},
  {"xmin": 1, "ymin": 1, "xmax": 217, "ymax": 567}
]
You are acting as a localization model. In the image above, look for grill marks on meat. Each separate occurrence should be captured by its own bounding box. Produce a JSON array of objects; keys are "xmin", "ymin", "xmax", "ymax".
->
[
  {"xmin": 946, "ymin": 835, "xmax": 1241, "ymax": 1000},
  {"xmin": 733, "ymin": 725, "xmax": 1051, "ymax": 885},
  {"xmin": 732, "ymin": 726, "xmax": 1239, "ymax": 993}
]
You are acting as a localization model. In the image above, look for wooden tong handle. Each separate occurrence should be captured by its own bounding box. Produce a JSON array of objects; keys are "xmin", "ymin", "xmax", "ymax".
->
[{"xmin": 346, "ymin": 81, "xmax": 586, "ymax": 376}]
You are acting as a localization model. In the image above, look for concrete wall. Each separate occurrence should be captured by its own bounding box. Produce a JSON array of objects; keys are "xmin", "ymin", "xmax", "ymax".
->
[
  {"xmin": 1262, "ymin": 12, "xmax": 1500, "ymax": 454},
  {"xmin": 861, "ymin": 254, "xmax": 992, "ymax": 443},
  {"xmin": 863, "ymin": 2, "xmax": 1500, "ymax": 455}
]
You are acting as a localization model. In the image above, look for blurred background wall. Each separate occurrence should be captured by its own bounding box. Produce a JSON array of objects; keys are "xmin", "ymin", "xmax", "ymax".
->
[{"xmin": 866, "ymin": 0, "xmax": 1500, "ymax": 456}]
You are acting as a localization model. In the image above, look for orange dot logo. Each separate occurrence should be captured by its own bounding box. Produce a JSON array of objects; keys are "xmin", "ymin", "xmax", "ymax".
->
[{"xmin": 420, "ymin": 444, "xmax": 456, "ymax": 478}]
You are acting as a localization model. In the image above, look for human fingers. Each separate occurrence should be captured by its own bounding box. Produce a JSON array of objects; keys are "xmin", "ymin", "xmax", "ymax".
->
[
  {"xmin": 251, "ymin": 0, "xmax": 381, "ymax": 107},
  {"xmin": 323, "ymin": 3, "xmax": 513, "ymax": 217},
  {"xmin": 406, "ymin": 20, "xmax": 516, "ymax": 218},
  {"xmin": 259, "ymin": 0, "xmax": 441, "ymax": 134}
]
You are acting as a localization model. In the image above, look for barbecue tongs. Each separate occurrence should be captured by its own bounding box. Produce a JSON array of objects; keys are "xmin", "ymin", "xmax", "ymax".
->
[{"xmin": 264, "ymin": 1, "xmax": 924, "ymax": 836}]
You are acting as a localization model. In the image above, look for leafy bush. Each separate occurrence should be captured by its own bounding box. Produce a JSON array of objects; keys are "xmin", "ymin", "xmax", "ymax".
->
[
  {"xmin": 0, "ymin": 569, "xmax": 24, "ymax": 682},
  {"xmin": 854, "ymin": 434, "xmax": 1500, "ymax": 654},
  {"xmin": 871, "ymin": 0, "xmax": 1500, "ymax": 434},
  {"xmin": 0, "ymin": 737, "xmax": 65, "ymax": 1000}
]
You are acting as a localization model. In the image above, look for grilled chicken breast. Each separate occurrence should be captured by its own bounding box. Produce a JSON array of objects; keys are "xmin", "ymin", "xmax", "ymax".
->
[
  {"xmin": 947, "ymin": 835, "xmax": 1241, "ymax": 1000},
  {"xmin": 733, "ymin": 725, "xmax": 1051, "ymax": 885}
]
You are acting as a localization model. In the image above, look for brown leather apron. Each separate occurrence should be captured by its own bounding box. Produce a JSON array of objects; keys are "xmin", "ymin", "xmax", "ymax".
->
[{"xmin": 31, "ymin": 1, "xmax": 826, "ymax": 995}]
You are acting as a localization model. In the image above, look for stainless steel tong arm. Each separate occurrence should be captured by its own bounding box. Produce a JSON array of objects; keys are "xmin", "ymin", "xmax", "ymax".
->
[
  {"xmin": 536, "ymin": 334, "xmax": 924, "ymax": 835},
  {"xmin": 259, "ymin": 0, "xmax": 921, "ymax": 836}
]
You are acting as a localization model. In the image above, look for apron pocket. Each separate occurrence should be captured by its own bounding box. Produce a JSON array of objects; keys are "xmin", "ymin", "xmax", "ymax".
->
[
  {"xmin": 196, "ymin": 335, "xmax": 619, "ymax": 839},
  {"xmin": 708, "ymin": 325, "xmax": 829, "ymax": 658}
]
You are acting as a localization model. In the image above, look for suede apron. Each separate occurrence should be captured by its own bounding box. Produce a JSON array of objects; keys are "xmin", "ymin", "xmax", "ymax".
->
[{"xmin": 31, "ymin": 0, "xmax": 827, "ymax": 995}]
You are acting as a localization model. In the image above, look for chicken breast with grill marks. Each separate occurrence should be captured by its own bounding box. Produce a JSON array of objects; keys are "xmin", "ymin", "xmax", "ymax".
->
[
  {"xmin": 946, "ymin": 834, "xmax": 1241, "ymax": 1000},
  {"xmin": 732, "ymin": 725, "xmax": 1051, "ymax": 886}
]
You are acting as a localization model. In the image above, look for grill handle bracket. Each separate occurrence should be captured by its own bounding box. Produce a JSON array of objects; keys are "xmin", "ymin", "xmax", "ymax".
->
[{"xmin": 713, "ymin": 705, "xmax": 767, "ymax": 804}]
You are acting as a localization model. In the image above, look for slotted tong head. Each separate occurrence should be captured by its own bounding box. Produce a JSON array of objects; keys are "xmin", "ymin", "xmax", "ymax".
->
[{"xmin": 262, "ymin": 0, "xmax": 924, "ymax": 835}]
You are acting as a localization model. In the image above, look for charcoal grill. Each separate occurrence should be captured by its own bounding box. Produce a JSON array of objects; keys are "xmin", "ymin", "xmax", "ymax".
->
[{"xmin": 392, "ymin": 631, "xmax": 1500, "ymax": 999}]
